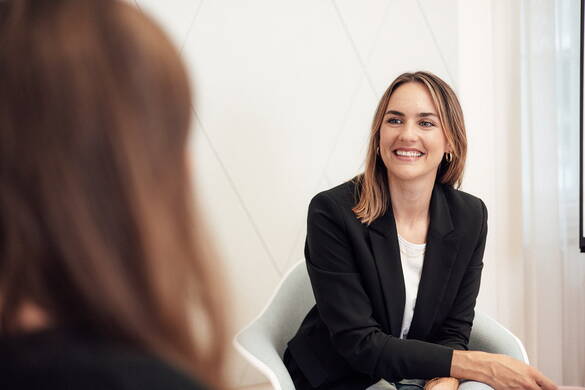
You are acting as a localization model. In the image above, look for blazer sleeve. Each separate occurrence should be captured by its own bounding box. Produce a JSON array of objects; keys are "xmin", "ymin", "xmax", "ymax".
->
[
  {"xmin": 430, "ymin": 199, "xmax": 488, "ymax": 350},
  {"xmin": 305, "ymin": 192, "xmax": 454, "ymax": 382}
]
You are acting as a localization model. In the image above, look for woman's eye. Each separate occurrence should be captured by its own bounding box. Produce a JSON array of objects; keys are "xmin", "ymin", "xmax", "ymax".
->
[
  {"xmin": 419, "ymin": 121, "xmax": 434, "ymax": 128},
  {"xmin": 387, "ymin": 118, "xmax": 402, "ymax": 124}
]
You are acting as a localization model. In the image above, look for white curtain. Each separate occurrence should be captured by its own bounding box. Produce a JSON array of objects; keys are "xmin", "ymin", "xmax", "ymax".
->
[{"xmin": 521, "ymin": 0, "xmax": 585, "ymax": 385}]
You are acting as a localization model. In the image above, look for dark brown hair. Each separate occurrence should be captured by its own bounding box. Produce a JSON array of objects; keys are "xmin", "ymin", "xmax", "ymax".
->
[
  {"xmin": 353, "ymin": 71, "xmax": 467, "ymax": 224},
  {"xmin": 0, "ymin": 0, "xmax": 226, "ymax": 388}
]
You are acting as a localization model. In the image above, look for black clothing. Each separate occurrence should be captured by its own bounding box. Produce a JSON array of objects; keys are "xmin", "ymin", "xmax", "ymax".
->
[
  {"xmin": 0, "ymin": 328, "xmax": 208, "ymax": 390},
  {"xmin": 285, "ymin": 179, "xmax": 488, "ymax": 389}
]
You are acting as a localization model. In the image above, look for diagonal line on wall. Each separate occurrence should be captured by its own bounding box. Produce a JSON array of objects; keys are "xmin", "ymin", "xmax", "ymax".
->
[
  {"xmin": 331, "ymin": 0, "xmax": 379, "ymax": 97},
  {"xmin": 138, "ymin": 0, "xmax": 280, "ymax": 275},
  {"xmin": 415, "ymin": 0, "xmax": 456, "ymax": 89},
  {"xmin": 281, "ymin": 74, "xmax": 365, "ymax": 271},
  {"xmin": 317, "ymin": 0, "xmax": 394, "ymax": 193},
  {"xmin": 314, "ymin": 76, "xmax": 365, "ymax": 186},
  {"xmin": 180, "ymin": 0, "xmax": 204, "ymax": 54},
  {"xmin": 325, "ymin": 0, "xmax": 393, "ymax": 178},
  {"xmin": 133, "ymin": 0, "xmax": 203, "ymax": 55},
  {"xmin": 365, "ymin": 0, "xmax": 393, "ymax": 62},
  {"xmin": 192, "ymin": 108, "xmax": 283, "ymax": 277},
  {"xmin": 283, "ymin": 1, "xmax": 393, "ymax": 271},
  {"xmin": 180, "ymin": 0, "xmax": 205, "ymax": 54},
  {"xmin": 322, "ymin": 0, "xmax": 397, "ymax": 186}
]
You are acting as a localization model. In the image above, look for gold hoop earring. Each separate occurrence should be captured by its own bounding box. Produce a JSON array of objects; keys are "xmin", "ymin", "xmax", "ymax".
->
[
  {"xmin": 376, "ymin": 146, "xmax": 380, "ymax": 155},
  {"xmin": 445, "ymin": 152, "xmax": 453, "ymax": 163}
]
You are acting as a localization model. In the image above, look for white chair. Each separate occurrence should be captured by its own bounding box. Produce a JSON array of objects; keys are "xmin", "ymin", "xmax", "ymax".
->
[{"xmin": 234, "ymin": 260, "xmax": 529, "ymax": 390}]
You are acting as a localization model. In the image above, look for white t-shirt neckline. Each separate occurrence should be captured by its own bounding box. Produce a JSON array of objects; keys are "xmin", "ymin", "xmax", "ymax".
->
[{"xmin": 396, "ymin": 234, "xmax": 426, "ymax": 340}]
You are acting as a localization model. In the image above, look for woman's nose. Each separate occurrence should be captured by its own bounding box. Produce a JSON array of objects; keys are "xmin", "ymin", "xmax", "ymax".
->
[{"xmin": 398, "ymin": 121, "xmax": 417, "ymax": 142}]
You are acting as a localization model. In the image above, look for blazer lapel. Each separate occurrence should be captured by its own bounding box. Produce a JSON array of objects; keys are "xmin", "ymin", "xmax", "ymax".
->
[
  {"xmin": 367, "ymin": 183, "xmax": 460, "ymax": 339},
  {"xmin": 408, "ymin": 184, "xmax": 460, "ymax": 340},
  {"xmin": 368, "ymin": 211, "xmax": 404, "ymax": 337}
]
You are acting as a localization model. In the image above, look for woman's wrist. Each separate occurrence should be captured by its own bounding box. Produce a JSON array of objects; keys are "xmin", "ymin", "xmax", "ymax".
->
[{"xmin": 450, "ymin": 350, "xmax": 492, "ymax": 383}]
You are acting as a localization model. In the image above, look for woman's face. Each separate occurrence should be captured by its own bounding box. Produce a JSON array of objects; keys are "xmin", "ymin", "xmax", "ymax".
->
[{"xmin": 379, "ymin": 82, "xmax": 450, "ymax": 186}]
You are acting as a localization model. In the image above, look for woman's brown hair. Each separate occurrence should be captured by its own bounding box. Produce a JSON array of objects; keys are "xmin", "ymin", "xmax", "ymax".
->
[
  {"xmin": 353, "ymin": 71, "xmax": 467, "ymax": 225},
  {"xmin": 0, "ymin": 0, "xmax": 226, "ymax": 388}
]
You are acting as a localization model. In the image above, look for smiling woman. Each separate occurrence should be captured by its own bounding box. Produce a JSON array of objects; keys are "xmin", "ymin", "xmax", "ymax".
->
[{"xmin": 283, "ymin": 71, "xmax": 557, "ymax": 390}]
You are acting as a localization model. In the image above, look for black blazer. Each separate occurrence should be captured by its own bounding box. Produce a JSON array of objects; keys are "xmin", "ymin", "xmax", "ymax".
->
[{"xmin": 285, "ymin": 179, "xmax": 487, "ymax": 390}]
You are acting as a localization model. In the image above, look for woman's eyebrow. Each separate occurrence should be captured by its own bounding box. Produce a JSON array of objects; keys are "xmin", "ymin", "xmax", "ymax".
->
[
  {"xmin": 385, "ymin": 110, "xmax": 438, "ymax": 118},
  {"xmin": 385, "ymin": 110, "xmax": 405, "ymax": 116},
  {"xmin": 418, "ymin": 112, "xmax": 438, "ymax": 118}
]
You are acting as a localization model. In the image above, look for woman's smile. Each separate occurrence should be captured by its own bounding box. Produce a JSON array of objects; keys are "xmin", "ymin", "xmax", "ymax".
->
[{"xmin": 392, "ymin": 148, "xmax": 426, "ymax": 161}]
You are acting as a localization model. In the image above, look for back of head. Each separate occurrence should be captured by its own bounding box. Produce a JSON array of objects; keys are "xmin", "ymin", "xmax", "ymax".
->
[{"xmin": 0, "ymin": 0, "xmax": 226, "ymax": 387}]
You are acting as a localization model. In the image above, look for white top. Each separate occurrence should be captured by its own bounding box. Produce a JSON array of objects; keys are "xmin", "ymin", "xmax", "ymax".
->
[{"xmin": 397, "ymin": 234, "xmax": 426, "ymax": 339}]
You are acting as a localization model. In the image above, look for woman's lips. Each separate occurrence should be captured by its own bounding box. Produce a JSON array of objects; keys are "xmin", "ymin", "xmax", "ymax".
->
[{"xmin": 392, "ymin": 149, "xmax": 425, "ymax": 161}]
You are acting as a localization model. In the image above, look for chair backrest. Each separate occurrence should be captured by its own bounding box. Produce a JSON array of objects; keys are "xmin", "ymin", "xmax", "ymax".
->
[
  {"xmin": 255, "ymin": 259, "xmax": 315, "ymax": 358},
  {"xmin": 233, "ymin": 260, "xmax": 314, "ymax": 390},
  {"xmin": 257, "ymin": 260, "xmax": 529, "ymax": 360}
]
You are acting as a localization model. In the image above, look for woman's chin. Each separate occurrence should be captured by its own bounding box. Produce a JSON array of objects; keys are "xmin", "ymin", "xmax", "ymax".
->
[{"xmin": 387, "ymin": 168, "xmax": 436, "ymax": 184}]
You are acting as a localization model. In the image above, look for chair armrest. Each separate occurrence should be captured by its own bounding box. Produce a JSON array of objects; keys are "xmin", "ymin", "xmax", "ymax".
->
[
  {"xmin": 234, "ymin": 324, "xmax": 296, "ymax": 390},
  {"xmin": 469, "ymin": 311, "xmax": 529, "ymax": 363}
]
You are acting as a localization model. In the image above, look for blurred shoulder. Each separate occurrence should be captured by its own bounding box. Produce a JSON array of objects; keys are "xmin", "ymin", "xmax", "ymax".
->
[
  {"xmin": 0, "ymin": 329, "xmax": 208, "ymax": 390},
  {"xmin": 92, "ymin": 348, "xmax": 208, "ymax": 390}
]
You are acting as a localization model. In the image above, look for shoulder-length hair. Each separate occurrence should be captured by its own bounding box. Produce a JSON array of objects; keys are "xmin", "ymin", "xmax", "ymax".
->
[
  {"xmin": 0, "ymin": 1, "xmax": 226, "ymax": 388},
  {"xmin": 353, "ymin": 71, "xmax": 467, "ymax": 225}
]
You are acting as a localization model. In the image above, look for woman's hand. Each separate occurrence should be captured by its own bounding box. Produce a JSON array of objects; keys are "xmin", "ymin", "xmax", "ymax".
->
[
  {"xmin": 451, "ymin": 350, "xmax": 558, "ymax": 390},
  {"xmin": 484, "ymin": 353, "xmax": 557, "ymax": 390},
  {"xmin": 425, "ymin": 377, "xmax": 459, "ymax": 390}
]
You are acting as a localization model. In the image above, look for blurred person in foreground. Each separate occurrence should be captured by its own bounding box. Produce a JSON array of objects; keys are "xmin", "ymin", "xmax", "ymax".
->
[{"xmin": 0, "ymin": 0, "xmax": 227, "ymax": 389}]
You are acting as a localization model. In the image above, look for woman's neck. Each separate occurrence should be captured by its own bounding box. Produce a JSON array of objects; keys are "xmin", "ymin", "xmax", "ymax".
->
[{"xmin": 388, "ymin": 175, "xmax": 435, "ymax": 243}]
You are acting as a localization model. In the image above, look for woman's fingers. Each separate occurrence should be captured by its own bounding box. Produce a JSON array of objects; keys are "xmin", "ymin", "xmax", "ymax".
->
[
  {"xmin": 533, "ymin": 371, "xmax": 558, "ymax": 390},
  {"xmin": 488, "ymin": 354, "xmax": 557, "ymax": 390},
  {"xmin": 452, "ymin": 350, "xmax": 559, "ymax": 390}
]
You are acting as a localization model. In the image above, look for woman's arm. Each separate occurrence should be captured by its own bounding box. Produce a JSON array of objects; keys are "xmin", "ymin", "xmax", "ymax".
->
[
  {"xmin": 431, "ymin": 199, "xmax": 487, "ymax": 350},
  {"xmin": 423, "ymin": 200, "xmax": 489, "ymax": 390}
]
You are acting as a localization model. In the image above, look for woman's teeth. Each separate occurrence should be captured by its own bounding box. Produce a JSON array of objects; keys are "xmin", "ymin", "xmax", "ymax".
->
[{"xmin": 395, "ymin": 150, "xmax": 423, "ymax": 157}]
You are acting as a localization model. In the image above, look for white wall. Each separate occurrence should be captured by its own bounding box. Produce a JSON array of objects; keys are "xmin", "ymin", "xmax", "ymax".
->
[
  {"xmin": 457, "ymin": 0, "xmax": 526, "ymax": 338},
  {"xmin": 132, "ymin": 1, "xmax": 536, "ymax": 387}
]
